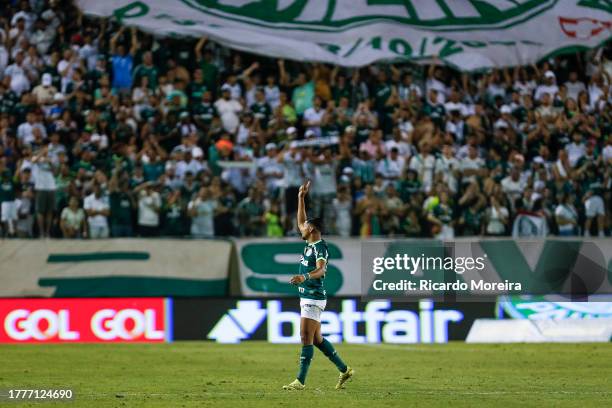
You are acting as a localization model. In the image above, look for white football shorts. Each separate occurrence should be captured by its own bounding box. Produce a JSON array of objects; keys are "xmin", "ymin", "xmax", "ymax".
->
[
  {"xmin": 585, "ymin": 195, "xmax": 604, "ymax": 218},
  {"xmin": 1, "ymin": 201, "xmax": 17, "ymax": 222},
  {"xmin": 300, "ymin": 298, "xmax": 327, "ymax": 322}
]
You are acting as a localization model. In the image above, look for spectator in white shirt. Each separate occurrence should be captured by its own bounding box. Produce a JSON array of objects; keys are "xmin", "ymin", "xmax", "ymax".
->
[
  {"xmin": 603, "ymin": 137, "xmax": 612, "ymax": 165},
  {"xmin": 177, "ymin": 112, "xmax": 197, "ymax": 137},
  {"xmin": 310, "ymin": 147, "xmax": 338, "ymax": 230},
  {"xmin": 444, "ymin": 89, "xmax": 468, "ymax": 117},
  {"xmin": 60, "ymin": 196, "xmax": 87, "ymax": 238},
  {"xmin": 377, "ymin": 147, "xmax": 405, "ymax": 185},
  {"xmin": 31, "ymin": 146, "xmax": 57, "ymax": 238},
  {"xmin": 175, "ymin": 150, "xmax": 204, "ymax": 180},
  {"xmin": 188, "ymin": 187, "xmax": 223, "ymax": 238},
  {"xmin": 4, "ymin": 50, "xmax": 31, "ymax": 95},
  {"xmin": 588, "ymin": 71, "xmax": 608, "ymax": 112},
  {"xmin": 555, "ymin": 193, "xmax": 578, "ymax": 236},
  {"xmin": 8, "ymin": 18, "xmax": 28, "ymax": 51},
  {"xmin": 302, "ymin": 96, "xmax": 325, "ymax": 137},
  {"xmin": 264, "ymin": 74, "xmax": 280, "ymax": 109},
  {"xmin": 409, "ymin": 140, "xmax": 436, "ymax": 192},
  {"xmin": 222, "ymin": 74, "xmax": 242, "ymax": 101},
  {"xmin": 134, "ymin": 181, "xmax": 161, "ymax": 236},
  {"xmin": 535, "ymin": 93, "xmax": 559, "ymax": 122},
  {"xmin": 277, "ymin": 141, "xmax": 304, "ymax": 230},
  {"xmin": 460, "ymin": 145, "xmax": 485, "ymax": 186},
  {"xmin": 215, "ymin": 85, "xmax": 242, "ymax": 133},
  {"xmin": 485, "ymin": 195, "xmax": 509, "ymax": 236},
  {"xmin": 398, "ymin": 71, "xmax": 421, "ymax": 101},
  {"xmin": 435, "ymin": 144, "xmax": 460, "ymax": 194},
  {"xmin": 384, "ymin": 128, "xmax": 411, "ymax": 158},
  {"xmin": 565, "ymin": 131, "xmax": 586, "ymax": 168},
  {"xmin": 11, "ymin": 8, "xmax": 35, "ymax": 31},
  {"xmin": 564, "ymin": 71, "xmax": 586, "ymax": 101},
  {"xmin": 0, "ymin": 28, "xmax": 7, "ymax": 72},
  {"xmin": 83, "ymin": 183, "xmax": 110, "ymax": 239},
  {"xmin": 534, "ymin": 70, "xmax": 559, "ymax": 102},
  {"xmin": 30, "ymin": 18, "xmax": 55, "ymax": 56},
  {"xmin": 501, "ymin": 166, "xmax": 526, "ymax": 206},
  {"xmin": 257, "ymin": 143, "xmax": 284, "ymax": 195},
  {"xmin": 445, "ymin": 109, "xmax": 465, "ymax": 142},
  {"xmin": 426, "ymin": 62, "xmax": 447, "ymax": 104},
  {"xmin": 31, "ymin": 72, "xmax": 57, "ymax": 106},
  {"xmin": 79, "ymin": 31, "xmax": 100, "ymax": 71},
  {"xmin": 17, "ymin": 111, "xmax": 47, "ymax": 146},
  {"xmin": 57, "ymin": 49, "xmax": 79, "ymax": 94}
]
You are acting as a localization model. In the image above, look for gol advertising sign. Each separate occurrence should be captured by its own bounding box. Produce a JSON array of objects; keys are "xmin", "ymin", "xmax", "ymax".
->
[{"xmin": 0, "ymin": 298, "xmax": 172, "ymax": 343}]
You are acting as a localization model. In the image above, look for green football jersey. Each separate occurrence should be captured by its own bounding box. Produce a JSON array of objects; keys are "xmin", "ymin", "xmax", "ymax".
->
[
  {"xmin": 0, "ymin": 180, "xmax": 15, "ymax": 202},
  {"xmin": 298, "ymin": 239, "xmax": 329, "ymax": 300}
]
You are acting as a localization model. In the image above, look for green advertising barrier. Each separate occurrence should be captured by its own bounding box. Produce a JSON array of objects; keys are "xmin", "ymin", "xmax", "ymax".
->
[
  {"xmin": 0, "ymin": 239, "xmax": 231, "ymax": 297},
  {"xmin": 235, "ymin": 238, "xmax": 362, "ymax": 297},
  {"xmin": 362, "ymin": 239, "xmax": 610, "ymax": 298},
  {"xmin": 3, "ymin": 238, "xmax": 610, "ymax": 298},
  {"xmin": 235, "ymin": 238, "xmax": 612, "ymax": 298}
]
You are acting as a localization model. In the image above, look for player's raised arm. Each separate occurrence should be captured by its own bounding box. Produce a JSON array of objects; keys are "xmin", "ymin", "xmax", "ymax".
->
[{"xmin": 297, "ymin": 180, "xmax": 310, "ymax": 233}]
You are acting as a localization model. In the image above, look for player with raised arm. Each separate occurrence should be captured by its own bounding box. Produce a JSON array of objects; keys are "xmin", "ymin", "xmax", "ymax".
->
[{"xmin": 283, "ymin": 180, "xmax": 354, "ymax": 391}]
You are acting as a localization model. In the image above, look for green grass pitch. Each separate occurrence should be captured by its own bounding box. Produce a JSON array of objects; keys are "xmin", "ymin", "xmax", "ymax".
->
[{"xmin": 1, "ymin": 342, "xmax": 610, "ymax": 407}]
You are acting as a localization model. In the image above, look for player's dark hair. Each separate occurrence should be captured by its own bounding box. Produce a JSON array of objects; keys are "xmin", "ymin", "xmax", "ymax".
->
[{"xmin": 306, "ymin": 217, "xmax": 323, "ymax": 233}]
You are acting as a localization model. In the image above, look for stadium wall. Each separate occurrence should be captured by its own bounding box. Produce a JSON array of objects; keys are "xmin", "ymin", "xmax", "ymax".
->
[
  {"xmin": 175, "ymin": 297, "xmax": 497, "ymax": 344},
  {"xmin": 0, "ymin": 239, "xmax": 232, "ymax": 297},
  {"xmin": 1, "ymin": 295, "xmax": 610, "ymax": 344},
  {"xmin": 236, "ymin": 238, "xmax": 612, "ymax": 298},
  {"xmin": 0, "ymin": 297, "xmax": 497, "ymax": 344},
  {"xmin": 1, "ymin": 238, "xmax": 611, "ymax": 298}
]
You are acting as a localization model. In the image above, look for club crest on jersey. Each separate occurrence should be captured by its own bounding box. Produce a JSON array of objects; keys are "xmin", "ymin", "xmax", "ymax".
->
[{"xmin": 305, "ymin": 248, "xmax": 313, "ymax": 257}]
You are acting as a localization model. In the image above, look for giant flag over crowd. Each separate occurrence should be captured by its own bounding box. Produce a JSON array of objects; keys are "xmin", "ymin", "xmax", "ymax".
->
[{"xmin": 78, "ymin": 0, "xmax": 611, "ymax": 70}]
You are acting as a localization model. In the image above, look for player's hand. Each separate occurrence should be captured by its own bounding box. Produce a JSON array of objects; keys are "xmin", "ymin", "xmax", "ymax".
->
[
  {"xmin": 290, "ymin": 275, "xmax": 305, "ymax": 285},
  {"xmin": 298, "ymin": 180, "xmax": 311, "ymax": 198}
]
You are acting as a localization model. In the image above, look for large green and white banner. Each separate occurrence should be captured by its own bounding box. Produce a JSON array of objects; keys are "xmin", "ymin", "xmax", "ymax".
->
[
  {"xmin": 236, "ymin": 238, "xmax": 612, "ymax": 298},
  {"xmin": 235, "ymin": 238, "xmax": 362, "ymax": 297},
  {"xmin": 78, "ymin": 1, "xmax": 611, "ymax": 70},
  {"xmin": 0, "ymin": 239, "xmax": 231, "ymax": 297}
]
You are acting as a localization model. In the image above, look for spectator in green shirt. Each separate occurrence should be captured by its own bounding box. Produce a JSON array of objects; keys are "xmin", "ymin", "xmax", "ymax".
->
[
  {"xmin": 187, "ymin": 68, "xmax": 207, "ymax": 103},
  {"xmin": 250, "ymin": 88, "xmax": 272, "ymax": 129},
  {"xmin": 195, "ymin": 37, "xmax": 219, "ymax": 96},
  {"xmin": 161, "ymin": 189, "xmax": 187, "ymax": 236},
  {"xmin": 264, "ymin": 202, "xmax": 284, "ymax": 238},
  {"xmin": 291, "ymin": 73, "xmax": 314, "ymax": 116},
  {"xmin": 459, "ymin": 200, "xmax": 485, "ymax": 236},
  {"xmin": 132, "ymin": 51, "xmax": 159, "ymax": 90},
  {"xmin": 237, "ymin": 187, "xmax": 265, "ymax": 236},
  {"xmin": 108, "ymin": 169, "xmax": 135, "ymax": 237},
  {"xmin": 0, "ymin": 169, "xmax": 17, "ymax": 237},
  {"xmin": 422, "ymin": 89, "xmax": 446, "ymax": 129}
]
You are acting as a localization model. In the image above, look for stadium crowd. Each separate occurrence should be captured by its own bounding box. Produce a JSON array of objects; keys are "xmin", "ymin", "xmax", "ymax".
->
[{"xmin": 0, "ymin": 0, "xmax": 610, "ymax": 239}]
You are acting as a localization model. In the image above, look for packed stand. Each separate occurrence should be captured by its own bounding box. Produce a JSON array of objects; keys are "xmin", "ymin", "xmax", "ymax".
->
[{"xmin": 0, "ymin": 0, "xmax": 611, "ymax": 239}]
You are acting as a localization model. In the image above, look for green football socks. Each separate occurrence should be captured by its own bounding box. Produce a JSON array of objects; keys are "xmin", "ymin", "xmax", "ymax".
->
[
  {"xmin": 316, "ymin": 338, "xmax": 348, "ymax": 373},
  {"xmin": 297, "ymin": 345, "xmax": 314, "ymax": 384}
]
